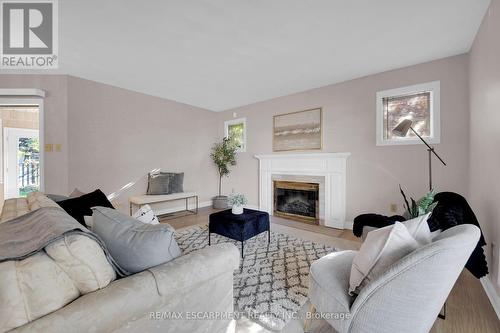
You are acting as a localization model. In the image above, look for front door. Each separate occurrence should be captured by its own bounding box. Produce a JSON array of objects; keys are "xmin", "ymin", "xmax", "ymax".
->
[{"xmin": 4, "ymin": 128, "xmax": 40, "ymax": 199}]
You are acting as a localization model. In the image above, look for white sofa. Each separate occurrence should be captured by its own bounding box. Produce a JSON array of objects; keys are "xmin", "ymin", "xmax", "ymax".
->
[{"xmin": 1, "ymin": 194, "xmax": 240, "ymax": 333}]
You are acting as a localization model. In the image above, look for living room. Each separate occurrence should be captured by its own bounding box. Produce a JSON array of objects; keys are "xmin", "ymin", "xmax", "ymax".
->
[{"xmin": 0, "ymin": 1, "xmax": 499, "ymax": 333}]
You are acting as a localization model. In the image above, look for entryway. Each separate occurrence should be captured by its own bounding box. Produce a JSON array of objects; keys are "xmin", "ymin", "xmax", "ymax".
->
[{"xmin": 0, "ymin": 102, "xmax": 43, "ymax": 201}]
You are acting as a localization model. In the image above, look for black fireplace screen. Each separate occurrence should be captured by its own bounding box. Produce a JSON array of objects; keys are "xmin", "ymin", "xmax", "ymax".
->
[{"xmin": 275, "ymin": 187, "xmax": 318, "ymax": 218}]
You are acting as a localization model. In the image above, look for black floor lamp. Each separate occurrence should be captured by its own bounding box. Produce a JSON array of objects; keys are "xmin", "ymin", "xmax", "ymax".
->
[
  {"xmin": 392, "ymin": 119, "xmax": 446, "ymax": 191},
  {"xmin": 392, "ymin": 119, "xmax": 448, "ymax": 320}
]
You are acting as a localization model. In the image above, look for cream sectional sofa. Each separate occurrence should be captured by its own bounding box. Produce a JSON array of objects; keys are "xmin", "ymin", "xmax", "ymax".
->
[{"xmin": 0, "ymin": 193, "xmax": 240, "ymax": 333}]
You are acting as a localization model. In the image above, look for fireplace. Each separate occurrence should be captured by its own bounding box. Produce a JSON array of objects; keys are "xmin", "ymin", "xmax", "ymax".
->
[{"xmin": 273, "ymin": 180, "xmax": 319, "ymax": 224}]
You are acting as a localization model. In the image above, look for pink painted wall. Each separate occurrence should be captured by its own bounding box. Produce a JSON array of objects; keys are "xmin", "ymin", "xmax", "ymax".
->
[
  {"xmin": 0, "ymin": 75, "xmax": 69, "ymax": 195},
  {"xmin": 217, "ymin": 55, "xmax": 471, "ymax": 222},
  {"xmin": 67, "ymin": 76, "xmax": 220, "ymax": 212},
  {"xmin": 469, "ymin": 0, "xmax": 500, "ymax": 295}
]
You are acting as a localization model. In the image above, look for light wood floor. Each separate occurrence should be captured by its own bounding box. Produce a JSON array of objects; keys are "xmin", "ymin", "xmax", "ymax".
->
[{"xmin": 166, "ymin": 207, "xmax": 500, "ymax": 333}]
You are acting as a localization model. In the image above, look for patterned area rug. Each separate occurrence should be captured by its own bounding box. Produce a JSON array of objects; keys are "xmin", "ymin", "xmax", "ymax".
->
[{"xmin": 175, "ymin": 225, "xmax": 335, "ymax": 331}]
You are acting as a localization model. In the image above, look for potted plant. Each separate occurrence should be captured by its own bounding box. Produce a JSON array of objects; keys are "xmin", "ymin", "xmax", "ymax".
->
[
  {"xmin": 399, "ymin": 185, "xmax": 438, "ymax": 218},
  {"xmin": 228, "ymin": 193, "xmax": 247, "ymax": 215},
  {"xmin": 211, "ymin": 136, "xmax": 239, "ymax": 209}
]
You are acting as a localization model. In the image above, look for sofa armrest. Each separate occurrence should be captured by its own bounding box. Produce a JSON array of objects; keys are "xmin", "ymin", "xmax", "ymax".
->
[{"xmin": 148, "ymin": 243, "xmax": 240, "ymax": 296}]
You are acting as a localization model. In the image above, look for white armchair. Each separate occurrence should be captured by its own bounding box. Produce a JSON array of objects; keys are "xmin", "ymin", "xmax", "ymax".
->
[{"xmin": 307, "ymin": 224, "xmax": 480, "ymax": 333}]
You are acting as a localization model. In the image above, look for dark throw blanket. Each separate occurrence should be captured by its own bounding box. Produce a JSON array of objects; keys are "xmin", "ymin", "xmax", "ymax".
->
[
  {"xmin": 0, "ymin": 207, "xmax": 128, "ymax": 276},
  {"xmin": 353, "ymin": 192, "xmax": 488, "ymax": 279}
]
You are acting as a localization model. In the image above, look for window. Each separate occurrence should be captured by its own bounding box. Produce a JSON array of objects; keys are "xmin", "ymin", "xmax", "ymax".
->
[
  {"xmin": 376, "ymin": 81, "xmax": 440, "ymax": 146},
  {"xmin": 224, "ymin": 118, "xmax": 246, "ymax": 152}
]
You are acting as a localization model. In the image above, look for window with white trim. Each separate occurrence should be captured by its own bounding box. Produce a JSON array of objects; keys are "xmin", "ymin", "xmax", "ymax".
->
[
  {"xmin": 224, "ymin": 118, "xmax": 246, "ymax": 152},
  {"xmin": 376, "ymin": 81, "xmax": 440, "ymax": 146}
]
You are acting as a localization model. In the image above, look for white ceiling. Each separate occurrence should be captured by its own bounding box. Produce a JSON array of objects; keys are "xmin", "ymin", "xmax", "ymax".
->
[{"xmin": 21, "ymin": 1, "xmax": 496, "ymax": 110}]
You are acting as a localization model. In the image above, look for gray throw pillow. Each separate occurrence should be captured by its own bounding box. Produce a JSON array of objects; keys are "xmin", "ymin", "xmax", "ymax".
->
[
  {"xmin": 147, "ymin": 172, "xmax": 184, "ymax": 195},
  {"xmin": 147, "ymin": 172, "xmax": 172, "ymax": 195},
  {"xmin": 169, "ymin": 172, "xmax": 184, "ymax": 193},
  {"xmin": 46, "ymin": 194, "xmax": 70, "ymax": 202},
  {"xmin": 91, "ymin": 207, "xmax": 182, "ymax": 274}
]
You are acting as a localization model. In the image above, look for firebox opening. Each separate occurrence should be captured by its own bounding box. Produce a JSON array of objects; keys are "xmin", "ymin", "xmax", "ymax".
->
[{"xmin": 273, "ymin": 180, "xmax": 319, "ymax": 224}]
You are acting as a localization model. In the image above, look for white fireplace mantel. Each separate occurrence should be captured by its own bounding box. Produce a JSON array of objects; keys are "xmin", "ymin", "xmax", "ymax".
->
[{"xmin": 254, "ymin": 152, "xmax": 350, "ymax": 229}]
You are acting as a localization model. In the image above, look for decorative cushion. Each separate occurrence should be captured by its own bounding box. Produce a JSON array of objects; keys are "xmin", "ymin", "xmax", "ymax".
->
[
  {"xmin": 169, "ymin": 172, "xmax": 184, "ymax": 193},
  {"xmin": 45, "ymin": 234, "xmax": 116, "ymax": 294},
  {"xmin": 69, "ymin": 188, "xmax": 85, "ymax": 198},
  {"xmin": 147, "ymin": 172, "xmax": 184, "ymax": 195},
  {"xmin": 91, "ymin": 207, "xmax": 181, "ymax": 274},
  {"xmin": 0, "ymin": 253, "xmax": 80, "ymax": 332},
  {"xmin": 349, "ymin": 222, "xmax": 419, "ymax": 295},
  {"xmin": 57, "ymin": 189, "xmax": 114, "ymax": 225},
  {"xmin": 132, "ymin": 204, "xmax": 160, "ymax": 224},
  {"xmin": 402, "ymin": 212, "xmax": 432, "ymax": 245}
]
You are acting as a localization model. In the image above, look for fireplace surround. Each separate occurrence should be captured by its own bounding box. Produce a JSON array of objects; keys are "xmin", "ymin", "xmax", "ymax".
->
[{"xmin": 255, "ymin": 153, "xmax": 350, "ymax": 229}]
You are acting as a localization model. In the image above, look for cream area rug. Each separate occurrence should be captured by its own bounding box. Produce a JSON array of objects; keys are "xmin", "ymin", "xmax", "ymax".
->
[{"xmin": 175, "ymin": 225, "xmax": 335, "ymax": 331}]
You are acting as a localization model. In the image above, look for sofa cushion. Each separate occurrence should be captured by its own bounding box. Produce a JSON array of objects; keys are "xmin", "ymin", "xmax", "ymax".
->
[
  {"xmin": 45, "ymin": 234, "xmax": 116, "ymax": 294},
  {"xmin": 349, "ymin": 222, "xmax": 419, "ymax": 295},
  {"xmin": 57, "ymin": 189, "xmax": 114, "ymax": 225},
  {"xmin": 26, "ymin": 191, "xmax": 60, "ymax": 211},
  {"xmin": 0, "ymin": 253, "xmax": 80, "ymax": 332},
  {"xmin": 91, "ymin": 207, "xmax": 181, "ymax": 274}
]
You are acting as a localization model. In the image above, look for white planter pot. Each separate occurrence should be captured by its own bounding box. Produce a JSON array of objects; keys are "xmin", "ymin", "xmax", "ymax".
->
[{"xmin": 232, "ymin": 205, "xmax": 244, "ymax": 215}]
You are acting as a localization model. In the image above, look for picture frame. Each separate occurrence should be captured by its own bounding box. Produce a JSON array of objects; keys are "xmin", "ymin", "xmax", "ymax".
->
[{"xmin": 273, "ymin": 108, "xmax": 322, "ymax": 152}]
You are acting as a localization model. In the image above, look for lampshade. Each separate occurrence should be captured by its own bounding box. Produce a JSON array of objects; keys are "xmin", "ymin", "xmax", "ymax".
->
[{"xmin": 392, "ymin": 119, "xmax": 412, "ymax": 137}]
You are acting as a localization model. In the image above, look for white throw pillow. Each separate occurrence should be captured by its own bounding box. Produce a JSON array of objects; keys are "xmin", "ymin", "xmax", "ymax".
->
[
  {"xmin": 402, "ymin": 212, "xmax": 432, "ymax": 245},
  {"xmin": 349, "ymin": 222, "xmax": 419, "ymax": 295},
  {"xmin": 133, "ymin": 204, "xmax": 160, "ymax": 224}
]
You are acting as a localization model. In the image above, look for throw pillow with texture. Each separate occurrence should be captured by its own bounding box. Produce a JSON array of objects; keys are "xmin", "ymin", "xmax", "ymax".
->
[
  {"xmin": 57, "ymin": 189, "xmax": 114, "ymax": 225},
  {"xmin": 169, "ymin": 172, "xmax": 184, "ymax": 193},
  {"xmin": 91, "ymin": 207, "xmax": 181, "ymax": 274},
  {"xmin": 147, "ymin": 172, "xmax": 172, "ymax": 195},
  {"xmin": 132, "ymin": 204, "xmax": 160, "ymax": 224},
  {"xmin": 349, "ymin": 222, "xmax": 419, "ymax": 295}
]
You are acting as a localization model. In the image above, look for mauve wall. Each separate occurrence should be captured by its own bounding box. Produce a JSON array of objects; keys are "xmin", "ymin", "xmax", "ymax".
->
[
  {"xmin": 469, "ymin": 0, "xmax": 500, "ymax": 295},
  {"xmin": 217, "ymin": 55, "xmax": 470, "ymax": 222},
  {"xmin": 0, "ymin": 75, "xmax": 69, "ymax": 195},
  {"xmin": 67, "ymin": 76, "xmax": 219, "ymax": 212}
]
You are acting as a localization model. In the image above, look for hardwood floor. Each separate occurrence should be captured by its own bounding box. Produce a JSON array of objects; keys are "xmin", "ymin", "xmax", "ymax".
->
[{"xmin": 166, "ymin": 207, "xmax": 500, "ymax": 333}]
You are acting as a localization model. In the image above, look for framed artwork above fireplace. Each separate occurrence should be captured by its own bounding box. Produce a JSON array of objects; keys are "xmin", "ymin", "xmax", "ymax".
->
[{"xmin": 273, "ymin": 108, "xmax": 322, "ymax": 151}]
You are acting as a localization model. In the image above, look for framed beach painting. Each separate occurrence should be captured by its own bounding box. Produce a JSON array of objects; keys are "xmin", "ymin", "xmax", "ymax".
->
[{"xmin": 273, "ymin": 108, "xmax": 322, "ymax": 151}]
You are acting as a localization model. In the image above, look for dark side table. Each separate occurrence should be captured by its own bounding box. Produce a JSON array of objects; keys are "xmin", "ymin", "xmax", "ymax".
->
[{"xmin": 209, "ymin": 208, "xmax": 270, "ymax": 258}]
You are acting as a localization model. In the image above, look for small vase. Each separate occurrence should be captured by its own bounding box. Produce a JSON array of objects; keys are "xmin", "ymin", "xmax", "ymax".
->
[{"xmin": 232, "ymin": 205, "xmax": 244, "ymax": 215}]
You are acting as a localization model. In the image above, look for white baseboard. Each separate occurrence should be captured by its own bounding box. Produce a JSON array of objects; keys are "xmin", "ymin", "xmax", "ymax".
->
[
  {"xmin": 481, "ymin": 277, "xmax": 500, "ymax": 320},
  {"xmin": 155, "ymin": 201, "xmax": 212, "ymax": 216}
]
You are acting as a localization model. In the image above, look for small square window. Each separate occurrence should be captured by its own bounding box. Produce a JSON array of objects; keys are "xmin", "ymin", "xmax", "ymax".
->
[
  {"xmin": 376, "ymin": 81, "xmax": 440, "ymax": 146},
  {"xmin": 224, "ymin": 118, "xmax": 246, "ymax": 152}
]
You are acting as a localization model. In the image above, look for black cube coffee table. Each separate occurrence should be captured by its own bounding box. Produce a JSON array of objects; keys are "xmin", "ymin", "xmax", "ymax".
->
[{"xmin": 209, "ymin": 208, "xmax": 270, "ymax": 258}]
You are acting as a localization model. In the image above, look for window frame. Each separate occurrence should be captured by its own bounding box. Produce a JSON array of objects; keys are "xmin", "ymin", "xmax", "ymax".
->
[
  {"xmin": 224, "ymin": 117, "xmax": 247, "ymax": 152},
  {"xmin": 376, "ymin": 81, "xmax": 440, "ymax": 146}
]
